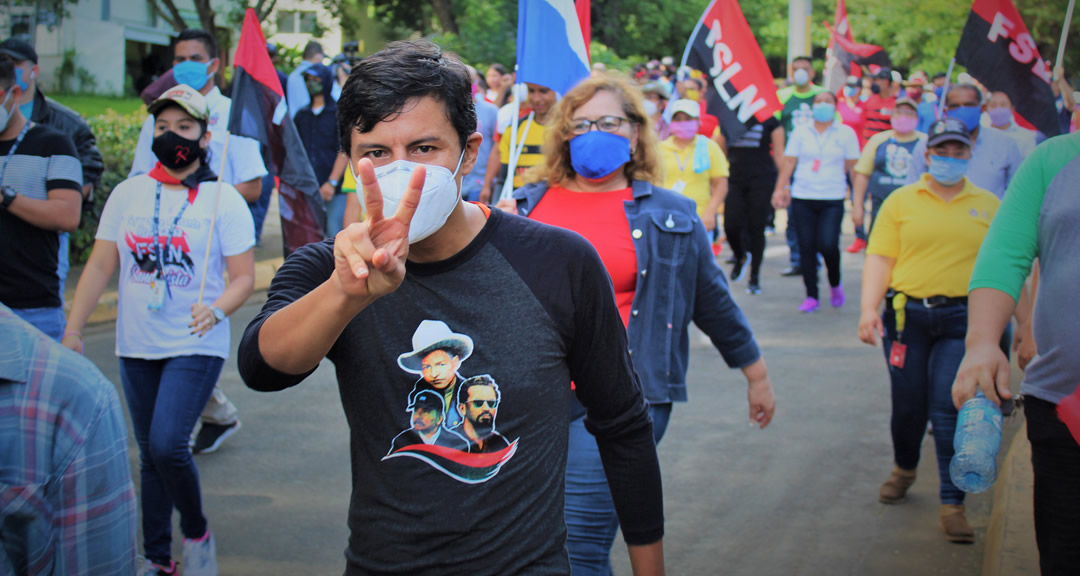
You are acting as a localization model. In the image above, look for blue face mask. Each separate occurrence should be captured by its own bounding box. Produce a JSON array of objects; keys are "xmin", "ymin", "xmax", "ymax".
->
[
  {"xmin": 928, "ymin": 154, "xmax": 969, "ymax": 186},
  {"xmin": 812, "ymin": 103, "xmax": 835, "ymax": 123},
  {"xmin": 569, "ymin": 131, "xmax": 631, "ymax": 181},
  {"xmin": 173, "ymin": 60, "xmax": 214, "ymax": 90},
  {"xmin": 947, "ymin": 106, "xmax": 981, "ymax": 132},
  {"xmin": 843, "ymin": 86, "xmax": 856, "ymax": 98}
]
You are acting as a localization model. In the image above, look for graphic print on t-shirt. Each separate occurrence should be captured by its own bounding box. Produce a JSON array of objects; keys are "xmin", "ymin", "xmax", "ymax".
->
[
  {"xmin": 882, "ymin": 142, "xmax": 914, "ymax": 185},
  {"xmin": 124, "ymin": 230, "xmax": 196, "ymax": 287},
  {"xmin": 382, "ymin": 319, "xmax": 518, "ymax": 484}
]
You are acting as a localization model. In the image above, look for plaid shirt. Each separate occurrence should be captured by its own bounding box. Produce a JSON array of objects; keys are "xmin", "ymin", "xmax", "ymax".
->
[{"xmin": 0, "ymin": 305, "xmax": 137, "ymax": 575}]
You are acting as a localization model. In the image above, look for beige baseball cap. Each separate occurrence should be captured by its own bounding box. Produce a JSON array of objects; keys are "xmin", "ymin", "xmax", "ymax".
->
[
  {"xmin": 670, "ymin": 99, "xmax": 701, "ymax": 119},
  {"xmin": 148, "ymin": 84, "xmax": 210, "ymax": 121}
]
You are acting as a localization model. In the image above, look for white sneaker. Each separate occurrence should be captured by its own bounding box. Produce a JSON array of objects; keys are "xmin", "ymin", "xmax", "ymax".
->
[{"xmin": 182, "ymin": 530, "xmax": 217, "ymax": 576}]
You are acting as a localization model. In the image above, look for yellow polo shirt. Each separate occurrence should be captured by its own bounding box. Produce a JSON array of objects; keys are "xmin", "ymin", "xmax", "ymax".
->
[
  {"xmin": 499, "ymin": 117, "xmax": 547, "ymax": 188},
  {"xmin": 867, "ymin": 173, "xmax": 1000, "ymax": 298},
  {"xmin": 659, "ymin": 136, "xmax": 730, "ymax": 218}
]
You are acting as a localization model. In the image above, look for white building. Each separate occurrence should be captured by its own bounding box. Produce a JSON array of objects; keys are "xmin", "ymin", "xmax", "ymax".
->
[{"xmin": 266, "ymin": 0, "xmax": 342, "ymax": 58}]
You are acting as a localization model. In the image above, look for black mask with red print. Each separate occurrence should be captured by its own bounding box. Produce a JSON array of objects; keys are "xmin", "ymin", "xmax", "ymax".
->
[{"xmin": 151, "ymin": 130, "xmax": 205, "ymax": 170}]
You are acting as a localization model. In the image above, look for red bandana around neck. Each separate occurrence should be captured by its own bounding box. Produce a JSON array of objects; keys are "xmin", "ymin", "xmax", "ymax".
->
[{"xmin": 148, "ymin": 162, "xmax": 198, "ymax": 205}]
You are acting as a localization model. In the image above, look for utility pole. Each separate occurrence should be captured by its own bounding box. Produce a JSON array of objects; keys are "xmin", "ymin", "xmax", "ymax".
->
[{"xmin": 787, "ymin": 0, "xmax": 812, "ymax": 74}]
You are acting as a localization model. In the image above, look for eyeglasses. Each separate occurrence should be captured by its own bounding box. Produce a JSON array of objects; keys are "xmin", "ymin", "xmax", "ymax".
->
[
  {"xmin": 570, "ymin": 116, "xmax": 633, "ymax": 135},
  {"xmin": 471, "ymin": 399, "xmax": 498, "ymax": 409}
]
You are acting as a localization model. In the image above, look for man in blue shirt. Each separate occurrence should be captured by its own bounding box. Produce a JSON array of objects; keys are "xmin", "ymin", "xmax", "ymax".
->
[{"xmin": 908, "ymin": 84, "xmax": 1023, "ymax": 199}]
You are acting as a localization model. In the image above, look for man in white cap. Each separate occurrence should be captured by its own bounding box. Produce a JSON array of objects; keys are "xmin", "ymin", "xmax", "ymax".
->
[{"xmin": 399, "ymin": 319, "xmax": 473, "ymax": 429}]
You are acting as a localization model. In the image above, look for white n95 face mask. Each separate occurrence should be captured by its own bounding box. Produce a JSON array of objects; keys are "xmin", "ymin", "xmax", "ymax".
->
[{"xmin": 353, "ymin": 152, "xmax": 465, "ymax": 244}]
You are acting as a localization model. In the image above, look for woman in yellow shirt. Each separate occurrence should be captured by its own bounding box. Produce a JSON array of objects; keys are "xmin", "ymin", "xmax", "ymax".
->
[
  {"xmin": 659, "ymin": 99, "xmax": 729, "ymax": 241},
  {"xmin": 857, "ymin": 118, "xmax": 1000, "ymax": 544}
]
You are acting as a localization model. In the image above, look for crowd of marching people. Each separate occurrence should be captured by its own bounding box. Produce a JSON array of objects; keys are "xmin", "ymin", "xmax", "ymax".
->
[{"xmin": 1, "ymin": 15, "xmax": 1079, "ymax": 576}]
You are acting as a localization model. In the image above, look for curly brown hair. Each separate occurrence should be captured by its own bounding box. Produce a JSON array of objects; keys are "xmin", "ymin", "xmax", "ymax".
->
[{"xmin": 523, "ymin": 73, "xmax": 662, "ymax": 187}]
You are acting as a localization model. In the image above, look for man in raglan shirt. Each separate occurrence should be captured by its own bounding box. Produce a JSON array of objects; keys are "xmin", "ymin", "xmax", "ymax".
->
[
  {"xmin": 129, "ymin": 29, "xmax": 268, "ymax": 454},
  {"xmin": 238, "ymin": 40, "xmax": 665, "ymax": 575}
]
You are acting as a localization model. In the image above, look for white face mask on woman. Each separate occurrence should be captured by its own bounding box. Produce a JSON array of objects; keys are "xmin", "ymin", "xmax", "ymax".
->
[{"xmin": 352, "ymin": 152, "xmax": 466, "ymax": 244}]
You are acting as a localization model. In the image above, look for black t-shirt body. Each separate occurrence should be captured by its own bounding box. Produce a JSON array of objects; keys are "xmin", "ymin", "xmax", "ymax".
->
[
  {"xmin": 239, "ymin": 209, "xmax": 663, "ymax": 575},
  {"xmin": 726, "ymin": 116, "xmax": 782, "ymax": 181}
]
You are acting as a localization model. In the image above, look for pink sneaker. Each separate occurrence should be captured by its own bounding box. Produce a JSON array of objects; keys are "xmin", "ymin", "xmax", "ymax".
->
[
  {"xmin": 799, "ymin": 298, "xmax": 820, "ymax": 313},
  {"xmin": 831, "ymin": 285, "xmax": 846, "ymax": 308}
]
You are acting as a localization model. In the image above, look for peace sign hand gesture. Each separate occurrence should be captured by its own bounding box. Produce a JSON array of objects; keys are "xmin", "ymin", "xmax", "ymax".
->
[{"xmin": 332, "ymin": 158, "xmax": 424, "ymax": 302}]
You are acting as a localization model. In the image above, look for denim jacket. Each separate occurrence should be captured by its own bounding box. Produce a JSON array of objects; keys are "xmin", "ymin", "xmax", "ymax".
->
[{"xmin": 515, "ymin": 179, "xmax": 761, "ymax": 404}]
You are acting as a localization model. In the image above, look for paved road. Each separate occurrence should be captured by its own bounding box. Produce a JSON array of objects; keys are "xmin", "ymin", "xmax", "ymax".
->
[{"xmin": 81, "ymin": 232, "xmax": 999, "ymax": 576}]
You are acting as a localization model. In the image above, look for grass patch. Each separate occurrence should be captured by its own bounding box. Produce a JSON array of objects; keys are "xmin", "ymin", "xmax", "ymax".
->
[{"xmin": 50, "ymin": 94, "xmax": 146, "ymax": 118}]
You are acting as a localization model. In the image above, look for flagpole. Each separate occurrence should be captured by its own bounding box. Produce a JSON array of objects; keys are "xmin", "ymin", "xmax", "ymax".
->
[
  {"xmin": 198, "ymin": 130, "xmax": 230, "ymax": 305},
  {"xmin": 1056, "ymin": 0, "xmax": 1076, "ymax": 69},
  {"xmin": 937, "ymin": 58, "xmax": 956, "ymax": 120},
  {"xmin": 499, "ymin": 79, "xmax": 524, "ymax": 202}
]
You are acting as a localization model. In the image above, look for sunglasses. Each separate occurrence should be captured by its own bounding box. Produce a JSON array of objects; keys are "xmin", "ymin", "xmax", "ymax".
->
[{"xmin": 470, "ymin": 399, "xmax": 498, "ymax": 409}]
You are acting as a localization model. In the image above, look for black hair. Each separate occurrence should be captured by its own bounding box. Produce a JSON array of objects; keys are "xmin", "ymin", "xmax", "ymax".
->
[
  {"xmin": 792, "ymin": 56, "xmax": 813, "ymax": 66},
  {"xmin": 175, "ymin": 29, "xmax": 219, "ymax": 60},
  {"xmin": 0, "ymin": 57, "xmax": 13, "ymax": 90},
  {"xmin": 816, "ymin": 90, "xmax": 838, "ymax": 105},
  {"xmin": 457, "ymin": 375, "xmax": 501, "ymax": 409},
  {"xmin": 489, "ymin": 63, "xmax": 507, "ymax": 75},
  {"xmin": 303, "ymin": 41, "xmax": 324, "ymax": 60},
  {"xmin": 948, "ymin": 83, "xmax": 983, "ymax": 105},
  {"xmin": 337, "ymin": 40, "xmax": 477, "ymax": 155}
]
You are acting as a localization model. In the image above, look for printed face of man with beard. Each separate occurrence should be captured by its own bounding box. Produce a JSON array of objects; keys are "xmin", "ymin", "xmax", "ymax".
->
[
  {"xmin": 462, "ymin": 385, "xmax": 498, "ymax": 439},
  {"xmin": 411, "ymin": 405, "xmax": 442, "ymax": 434},
  {"xmin": 420, "ymin": 349, "xmax": 459, "ymax": 389}
]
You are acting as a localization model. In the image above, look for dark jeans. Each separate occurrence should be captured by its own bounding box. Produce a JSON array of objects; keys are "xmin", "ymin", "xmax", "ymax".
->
[
  {"xmin": 725, "ymin": 175, "xmax": 775, "ymax": 281},
  {"xmin": 1025, "ymin": 396, "xmax": 1080, "ymax": 575},
  {"xmin": 790, "ymin": 198, "xmax": 844, "ymax": 300},
  {"xmin": 565, "ymin": 403, "xmax": 672, "ymax": 576},
  {"xmin": 248, "ymin": 173, "xmax": 275, "ymax": 245},
  {"xmin": 882, "ymin": 302, "xmax": 966, "ymax": 505},
  {"xmin": 120, "ymin": 355, "xmax": 223, "ymax": 564}
]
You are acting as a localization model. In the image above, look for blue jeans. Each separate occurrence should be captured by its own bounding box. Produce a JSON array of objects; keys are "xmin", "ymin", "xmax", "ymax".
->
[
  {"xmin": 11, "ymin": 306, "xmax": 66, "ymax": 341},
  {"xmin": 325, "ymin": 193, "xmax": 348, "ymax": 238},
  {"xmin": 249, "ymin": 174, "xmax": 275, "ymax": 245},
  {"xmin": 120, "ymin": 355, "xmax": 223, "ymax": 564},
  {"xmin": 785, "ymin": 214, "xmax": 801, "ymax": 267},
  {"xmin": 565, "ymin": 403, "xmax": 672, "ymax": 576},
  {"xmin": 790, "ymin": 198, "xmax": 844, "ymax": 300},
  {"xmin": 882, "ymin": 302, "xmax": 966, "ymax": 505}
]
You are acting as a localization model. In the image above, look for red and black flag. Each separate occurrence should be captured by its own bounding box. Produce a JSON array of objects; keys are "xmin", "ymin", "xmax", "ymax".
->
[
  {"xmin": 825, "ymin": 22, "xmax": 891, "ymax": 72},
  {"xmin": 681, "ymin": 0, "xmax": 781, "ymax": 141},
  {"xmin": 229, "ymin": 8, "xmax": 325, "ymax": 257},
  {"xmin": 955, "ymin": 0, "xmax": 1059, "ymax": 136}
]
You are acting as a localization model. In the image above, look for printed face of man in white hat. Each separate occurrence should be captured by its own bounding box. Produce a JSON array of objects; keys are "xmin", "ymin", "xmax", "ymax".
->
[{"xmin": 398, "ymin": 320, "xmax": 474, "ymax": 390}]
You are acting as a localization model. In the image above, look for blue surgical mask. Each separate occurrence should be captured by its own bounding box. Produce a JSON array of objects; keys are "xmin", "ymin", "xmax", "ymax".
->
[
  {"xmin": 947, "ymin": 106, "xmax": 982, "ymax": 132},
  {"xmin": 570, "ymin": 131, "xmax": 631, "ymax": 181},
  {"xmin": 928, "ymin": 155, "xmax": 969, "ymax": 186},
  {"xmin": 173, "ymin": 60, "xmax": 214, "ymax": 90},
  {"xmin": 812, "ymin": 103, "xmax": 835, "ymax": 123},
  {"xmin": 843, "ymin": 86, "xmax": 856, "ymax": 98},
  {"xmin": 793, "ymin": 69, "xmax": 810, "ymax": 87}
]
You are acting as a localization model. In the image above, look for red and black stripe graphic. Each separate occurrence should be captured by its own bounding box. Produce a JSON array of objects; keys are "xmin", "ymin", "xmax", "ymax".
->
[
  {"xmin": 229, "ymin": 8, "xmax": 326, "ymax": 256},
  {"xmin": 681, "ymin": 0, "xmax": 781, "ymax": 141},
  {"xmin": 384, "ymin": 441, "xmax": 518, "ymax": 484},
  {"xmin": 955, "ymin": 0, "xmax": 1060, "ymax": 137}
]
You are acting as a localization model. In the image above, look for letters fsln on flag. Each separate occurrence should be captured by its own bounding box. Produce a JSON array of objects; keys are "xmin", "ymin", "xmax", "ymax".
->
[
  {"xmin": 955, "ymin": 0, "xmax": 1060, "ymax": 137},
  {"xmin": 681, "ymin": 0, "xmax": 781, "ymax": 141},
  {"xmin": 229, "ymin": 8, "xmax": 326, "ymax": 257}
]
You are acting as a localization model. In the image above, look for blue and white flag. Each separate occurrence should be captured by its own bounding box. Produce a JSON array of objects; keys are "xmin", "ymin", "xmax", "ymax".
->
[{"xmin": 516, "ymin": 0, "xmax": 590, "ymax": 94}]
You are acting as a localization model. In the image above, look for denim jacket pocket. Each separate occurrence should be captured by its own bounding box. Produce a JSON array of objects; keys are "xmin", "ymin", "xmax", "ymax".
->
[{"xmin": 648, "ymin": 211, "xmax": 694, "ymax": 265}]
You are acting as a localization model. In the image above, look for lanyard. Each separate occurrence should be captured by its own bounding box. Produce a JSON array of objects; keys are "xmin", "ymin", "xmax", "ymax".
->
[
  {"xmin": 0, "ymin": 121, "xmax": 32, "ymax": 187},
  {"xmin": 811, "ymin": 126, "xmax": 835, "ymax": 159},
  {"xmin": 673, "ymin": 146, "xmax": 692, "ymax": 173},
  {"xmin": 152, "ymin": 181, "xmax": 192, "ymax": 298}
]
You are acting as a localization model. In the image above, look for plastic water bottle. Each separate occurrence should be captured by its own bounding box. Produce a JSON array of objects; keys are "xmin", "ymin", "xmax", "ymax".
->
[{"xmin": 949, "ymin": 392, "xmax": 1003, "ymax": 493}]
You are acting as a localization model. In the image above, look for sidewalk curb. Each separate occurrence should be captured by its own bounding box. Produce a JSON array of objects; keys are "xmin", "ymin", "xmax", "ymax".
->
[
  {"xmin": 72, "ymin": 257, "xmax": 286, "ymax": 325},
  {"xmin": 982, "ymin": 420, "xmax": 1039, "ymax": 576}
]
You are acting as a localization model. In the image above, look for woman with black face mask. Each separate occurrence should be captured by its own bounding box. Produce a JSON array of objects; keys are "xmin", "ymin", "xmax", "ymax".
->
[
  {"xmin": 62, "ymin": 85, "xmax": 256, "ymax": 576},
  {"xmin": 502, "ymin": 74, "xmax": 776, "ymax": 574}
]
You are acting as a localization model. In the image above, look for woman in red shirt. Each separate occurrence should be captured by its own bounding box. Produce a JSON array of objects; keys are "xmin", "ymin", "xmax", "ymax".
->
[{"xmin": 509, "ymin": 74, "xmax": 777, "ymax": 574}]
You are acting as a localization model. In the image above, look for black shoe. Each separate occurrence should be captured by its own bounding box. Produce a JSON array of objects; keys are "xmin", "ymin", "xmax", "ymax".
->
[
  {"xmin": 730, "ymin": 257, "xmax": 750, "ymax": 283},
  {"xmin": 192, "ymin": 421, "xmax": 241, "ymax": 454},
  {"xmin": 724, "ymin": 255, "xmax": 737, "ymax": 264},
  {"xmin": 746, "ymin": 282, "xmax": 762, "ymax": 295},
  {"xmin": 780, "ymin": 266, "xmax": 801, "ymax": 277}
]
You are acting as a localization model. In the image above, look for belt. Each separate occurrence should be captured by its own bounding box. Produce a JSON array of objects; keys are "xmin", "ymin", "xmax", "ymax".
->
[{"xmin": 885, "ymin": 290, "xmax": 968, "ymax": 309}]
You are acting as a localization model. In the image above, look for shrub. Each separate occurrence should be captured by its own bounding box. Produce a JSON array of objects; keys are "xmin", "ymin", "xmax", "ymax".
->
[{"xmin": 71, "ymin": 109, "xmax": 145, "ymax": 264}]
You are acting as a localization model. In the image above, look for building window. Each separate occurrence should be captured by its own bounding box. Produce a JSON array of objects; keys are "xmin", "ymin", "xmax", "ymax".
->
[
  {"xmin": 102, "ymin": 0, "xmax": 111, "ymax": 21},
  {"xmin": 276, "ymin": 11, "xmax": 317, "ymax": 34},
  {"xmin": 298, "ymin": 11, "xmax": 317, "ymax": 34},
  {"xmin": 9, "ymin": 14, "xmax": 32, "ymax": 37}
]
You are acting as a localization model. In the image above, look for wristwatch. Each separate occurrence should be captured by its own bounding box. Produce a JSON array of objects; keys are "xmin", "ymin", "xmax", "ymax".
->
[
  {"xmin": 210, "ymin": 306, "xmax": 226, "ymax": 325},
  {"xmin": 327, "ymin": 178, "xmax": 340, "ymax": 188},
  {"xmin": 0, "ymin": 187, "xmax": 16, "ymax": 210}
]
